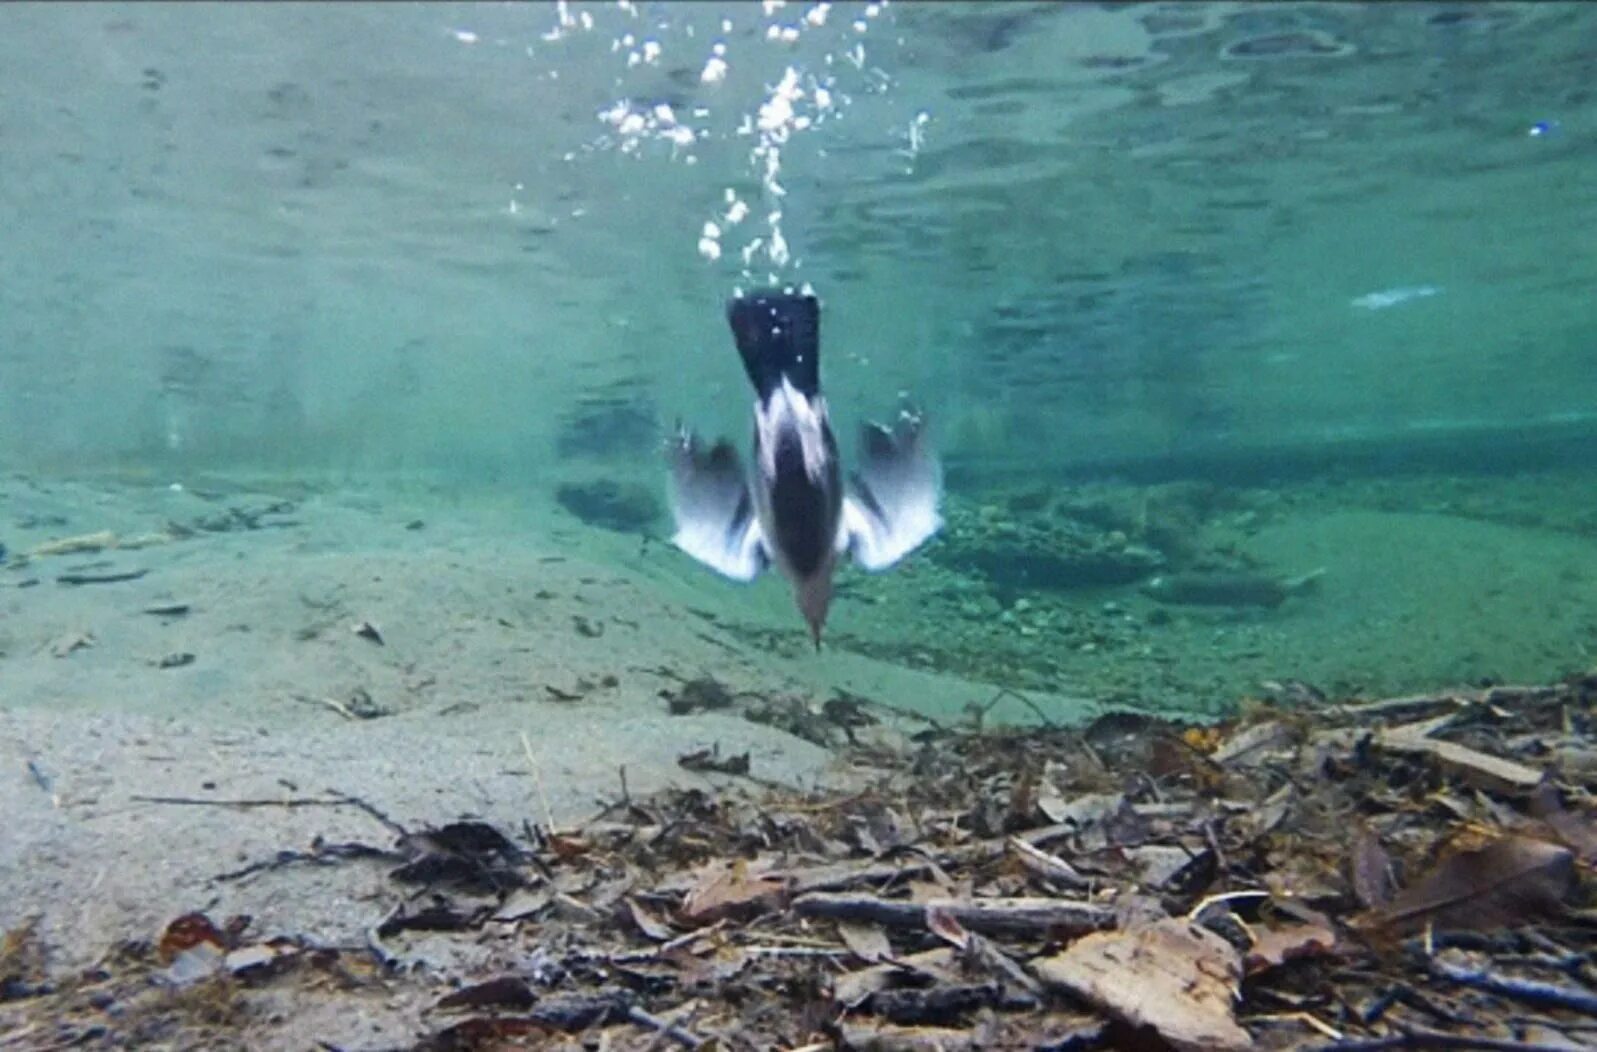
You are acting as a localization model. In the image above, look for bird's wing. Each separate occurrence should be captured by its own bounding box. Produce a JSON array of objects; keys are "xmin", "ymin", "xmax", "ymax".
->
[
  {"xmin": 667, "ymin": 430, "xmax": 769, "ymax": 581},
  {"xmin": 840, "ymin": 409, "xmax": 942, "ymax": 571}
]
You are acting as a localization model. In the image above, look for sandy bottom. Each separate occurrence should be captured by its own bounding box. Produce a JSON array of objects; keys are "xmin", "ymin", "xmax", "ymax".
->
[
  {"xmin": 0, "ymin": 472, "xmax": 1088, "ymax": 981},
  {"xmin": 4, "ymin": 466, "xmax": 1595, "ymax": 1002}
]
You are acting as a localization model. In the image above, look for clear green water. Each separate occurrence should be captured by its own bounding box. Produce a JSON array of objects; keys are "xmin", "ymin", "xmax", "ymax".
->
[{"xmin": 3, "ymin": 1, "xmax": 1596, "ymax": 712}]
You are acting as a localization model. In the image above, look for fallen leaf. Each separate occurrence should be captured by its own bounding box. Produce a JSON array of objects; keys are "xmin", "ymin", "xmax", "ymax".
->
[
  {"xmin": 1213, "ymin": 720, "xmax": 1292, "ymax": 767},
  {"xmin": 925, "ymin": 904, "xmax": 971, "ymax": 950},
  {"xmin": 424, "ymin": 1017, "xmax": 547, "ymax": 1047},
  {"xmin": 492, "ymin": 886, "xmax": 552, "ymax": 922},
  {"xmin": 1034, "ymin": 917, "xmax": 1251, "ymax": 1052},
  {"xmin": 1372, "ymin": 835, "xmax": 1575, "ymax": 933},
  {"xmin": 839, "ymin": 1021, "xmax": 980, "ymax": 1051},
  {"xmin": 1529, "ymin": 785, "xmax": 1597, "ymax": 864},
  {"xmin": 833, "ymin": 948, "xmax": 959, "ymax": 1008},
  {"xmin": 678, "ymin": 747, "xmax": 751, "ymax": 776},
  {"xmin": 547, "ymin": 833, "xmax": 591, "ymax": 860},
  {"xmin": 436, "ymin": 975, "xmax": 537, "ymax": 1012},
  {"xmin": 159, "ymin": 912, "xmax": 226, "ymax": 964},
  {"xmin": 1376, "ymin": 728, "xmax": 1545, "ymax": 793},
  {"xmin": 627, "ymin": 897, "xmax": 675, "ymax": 941},
  {"xmin": 1244, "ymin": 922, "xmax": 1339, "ymax": 976},
  {"xmin": 837, "ymin": 920, "xmax": 892, "ymax": 963},
  {"xmin": 1350, "ymin": 827, "xmax": 1394, "ymax": 911},
  {"xmin": 224, "ymin": 939, "xmax": 299, "ymax": 976},
  {"xmin": 678, "ymin": 859, "xmax": 787, "ymax": 926}
]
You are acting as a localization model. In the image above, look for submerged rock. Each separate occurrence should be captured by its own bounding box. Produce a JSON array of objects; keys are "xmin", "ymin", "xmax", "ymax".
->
[
  {"xmin": 1142, "ymin": 568, "xmax": 1324, "ymax": 609},
  {"xmin": 933, "ymin": 500, "xmax": 1166, "ymax": 591},
  {"xmin": 555, "ymin": 479, "xmax": 660, "ymax": 535}
]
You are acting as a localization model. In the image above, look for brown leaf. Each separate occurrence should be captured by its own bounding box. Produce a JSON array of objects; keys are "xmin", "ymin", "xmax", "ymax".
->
[
  {"xmin": 1244, "ymin": 922, "xmax": 1339, "ymax": 976},
  {"xmin": 425, "ymin": 1016, "xmax": 546, "ymax": 1047},
  {"xmin": 158, "ymin": 912, "xmax": 227, "ymax": 964},
  {"xmin": 837, "ymin": 920, "xmax": 892, "ymax": 963},
  {"xmin": 678, "ymin": 859, "xmax": 787, "ymax": 926},
  {"xmin": 1350, "ymin": 828, "xmax": 1394, "ymax": 911},
  {"xmin": 1529, "ymin": 785, "xmax": 1597, "ymax": 864},
  {"xmin": 547, "ymin": 832, "xmax": 591, "ymax": 860},
  {"xmin": 925, "ymin": 904, "xmax": 971, "ymax": 950},
  {"xmin": 1373, "ymin": 835, "xmax": 1575, "ymax": 933},
  {"xmin": 626, "ymin": 897, "xmax": 675, "ymax": 941},
  {"xmin": 436, "ymin": 976, "xmax": 537, "ymax": 1012},
  {"xmin": 833, "ymin": 948, "xmax": 958, "ymax": 1008},
  {"xmin": 1034, "ymin": 917, "xmax": 1252, "ymax": 1052}
]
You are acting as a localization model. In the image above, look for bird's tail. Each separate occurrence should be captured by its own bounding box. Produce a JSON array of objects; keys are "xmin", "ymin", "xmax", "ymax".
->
[{"xmin": 727, "ymin": 291, "xmax": 821, "ymax": 400}]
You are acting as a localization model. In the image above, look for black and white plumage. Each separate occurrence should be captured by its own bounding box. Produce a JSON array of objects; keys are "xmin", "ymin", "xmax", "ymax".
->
[{"xmin": 667, "ymin": 290, "xmax": 942, "ymax": 648}]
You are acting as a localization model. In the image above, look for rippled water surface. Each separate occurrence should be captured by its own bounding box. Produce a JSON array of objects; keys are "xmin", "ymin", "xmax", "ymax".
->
[{"xmin": 3, "ymin": 1, "xmax": 1592, "ymax": 478}]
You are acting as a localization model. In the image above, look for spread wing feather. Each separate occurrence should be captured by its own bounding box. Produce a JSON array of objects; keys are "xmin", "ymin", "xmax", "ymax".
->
[
  {"xmin": 666, "ymin": 430, "xmax": 768, "ymax": 581},
  {"xmin": 841, "ymin": 410, "xmax": 942, "ymax": 571}
]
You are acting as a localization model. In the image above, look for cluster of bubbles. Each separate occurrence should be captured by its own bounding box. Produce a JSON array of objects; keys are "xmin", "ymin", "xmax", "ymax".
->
[{"xmin": 522, "ymin": 1, "xmax": 910, "ymax": 286}]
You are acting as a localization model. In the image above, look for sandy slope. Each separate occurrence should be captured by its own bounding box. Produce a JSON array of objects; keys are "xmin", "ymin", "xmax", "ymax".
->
[{"xmin": 0, "ymin": 472, "xmax": 1090, "ymax": 977}]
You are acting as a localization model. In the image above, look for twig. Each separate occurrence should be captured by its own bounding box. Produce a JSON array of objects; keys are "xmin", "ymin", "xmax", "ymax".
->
[
  {"xmin": 1313, "ymin": 1029, "xmax": 1587, "ymax": 1051},
  {"xmin": 967, "ymin": 687, "xmax": 1059, "ymax": 729},
  {"xmin": 293, "ymin": 693, "xmax": 357, "ymax": 720},
  {"xmin": 602, "ymin": 921, "xmax": 728, "ymax": 964},
  {"xmin": 1430, "ymin": 953, "xmax": 1597, "ymax": 1016},
  {"xmin": 522, "ymin": 730, "xmax": 558, "ymax": 834},
  {"xmin": 1245, "ymin": 1011, "xmax": 1343, "ymax": 1040},
  {"xmin": 132, "ymin": 794, "xmax": 357, "ymax": 809},
  {"xmin": 793, "ymin": 892, "xmax": 1113, "ymax": 936},
  {"xmin": 366, "ymin": 908, "xmax": 403, "ymax": 971},
  {"xmin": 214, "ymin": 841, "xmax": 396, "ymax": 882},
  {"xmin": 1187, "ymin": 889, "xmax": 1271, "ymax": 922},
  {"xmin": 626, "ymin": 1005, "xmax": 707, "ymax": 1049},
  {"xmin": 25, "ymin": 758, "xmax": 52, "ymax": 794},
  {"xmin": 324, "ymin": 789, "xmax": 409, "ymax": 838}
]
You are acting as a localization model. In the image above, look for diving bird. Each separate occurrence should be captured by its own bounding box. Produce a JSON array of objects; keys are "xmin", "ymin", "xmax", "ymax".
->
[{"xmin": 666, "ymin": 289, "xmax": 942, "ymax": 648}]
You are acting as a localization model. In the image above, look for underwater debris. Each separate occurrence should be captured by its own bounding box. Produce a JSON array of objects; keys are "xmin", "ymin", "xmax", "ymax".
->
[
  {"xmin": 56, "ymin": 568, "xmax": 149, "ymax": 586},
  {"xmin": 555, "ymin": 394, "xmax": 660, "ymax": 459},
  {"xmin": 1351, "ymin": 284, "xmax": 1442, "ymax": 311},
  {"xmin": 49, "ymin": 632, "xmax": 95, "ymax": 658},
  {"xmin": 554, "ymin": 478, "xmax": 661, "ymax": 534},
  {"xmin": 187, "ymin": 500, "xmax": 299, "ymax": 533},
  {"xmin": 293, "ymin": 687, "xmax": 390, "ymax": 720},
  {"xmin": 1141, "ymin": 567, "xmax": 1325, "ymax": 608},
  {"xmin": 934, "ymin": 502, "xmax": 1167, "ymax": 591},
  {"xmin": 28, "ymin": 530, "xmax": 117, "ymax": 557},
  {"xmin": 677, "ymin": 745, "xmax": 752, "ymax": 777},
  {"xmin": 4, "ymin": 674, "xmax": 1595, "ymax": 1049},
  {"xmin": 661, "ymin": 674, "xmax": 737, "ymax": 715}
]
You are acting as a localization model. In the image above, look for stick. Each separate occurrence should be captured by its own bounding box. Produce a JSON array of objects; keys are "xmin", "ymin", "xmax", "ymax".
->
[
  {"xmin": 522, "ymin": 730, "xmax": 558, "ymax": 834},
  {"xmin": 792, "ymin": 892, "xmax": 1113, "ymax": 936},
  {"xmin": 56, "ymin": 569, "xmax": 148, "ymax": 586},
  {"xmin": 132, "ymin": 794, "xmax": 356, "ymax": 809},
  {"xmin": 1313, "ymin": 1030, "xmax": 1588, "ymax": 1051},
  {"xmin": 1430, "ymin": 954, "xmax": 1597, "ymax": 1016},
  {"xmin": 625, "ymin": 1005, "xmax": 708, "ymax": 1049}
]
